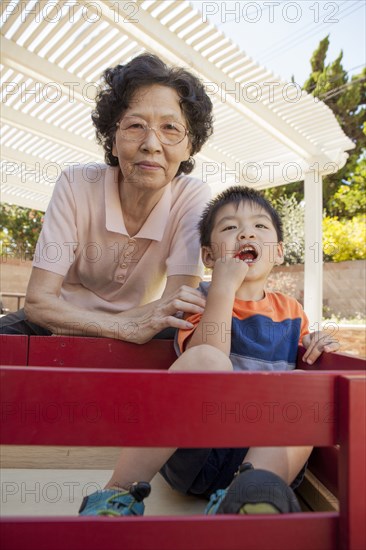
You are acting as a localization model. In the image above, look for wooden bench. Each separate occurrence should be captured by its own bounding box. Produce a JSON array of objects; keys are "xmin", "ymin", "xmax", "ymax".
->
[{"xmin": 0, "ymin": 335, "xmax": 365, "ymax": 549}]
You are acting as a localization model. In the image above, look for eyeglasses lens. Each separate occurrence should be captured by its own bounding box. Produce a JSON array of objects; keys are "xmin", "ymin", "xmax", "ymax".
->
[{"xmin": 119, "ymin": 117, "xmax": 186, "ymax": 145}]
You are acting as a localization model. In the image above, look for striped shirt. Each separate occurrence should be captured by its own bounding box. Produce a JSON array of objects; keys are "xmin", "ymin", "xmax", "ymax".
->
[{"xmin": 176, "ymin": 281, "xmax": 309, "ymax": 371}]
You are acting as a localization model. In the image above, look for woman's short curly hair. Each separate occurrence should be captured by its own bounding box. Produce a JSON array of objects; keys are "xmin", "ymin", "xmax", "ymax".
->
[{"xmin": 92, "ymin": 53, "xmax": 214, "ymax": 176}]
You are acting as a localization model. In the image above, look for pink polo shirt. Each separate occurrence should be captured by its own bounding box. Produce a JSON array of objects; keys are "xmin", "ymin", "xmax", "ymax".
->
[{"xmin": 33, "ymin": 163, "xmax": 211, "ymax": 313}]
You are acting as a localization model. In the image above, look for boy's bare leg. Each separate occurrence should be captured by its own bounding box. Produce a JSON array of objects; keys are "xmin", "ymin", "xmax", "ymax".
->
[
  {"xmin": 105, "ymin": 345, "xmax": 232, "ymax": 489},
  {"xmin": 105, "ymin": 447, "xmax": 177, "ymax": 490},
  {"xmin": 243, "ymin": 446, "xmax": 313, "ymax": 485}
]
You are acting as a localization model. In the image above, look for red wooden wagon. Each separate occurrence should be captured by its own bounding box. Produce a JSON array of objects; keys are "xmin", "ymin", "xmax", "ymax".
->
[{"xmin": 1, "ymin": 335, "xmax": 365, "ymax": 550}]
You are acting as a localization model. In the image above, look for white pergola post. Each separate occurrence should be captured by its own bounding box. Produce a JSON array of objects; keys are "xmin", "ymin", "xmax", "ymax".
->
[{"xmin": 304, "ymin": 170, "xmax": 323, "ymax": 329}]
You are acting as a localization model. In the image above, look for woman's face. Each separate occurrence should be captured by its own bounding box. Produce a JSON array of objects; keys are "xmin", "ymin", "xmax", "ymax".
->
[{"xmin": 112, "ymin": 85, "xmax": 191, "ymax": 193}]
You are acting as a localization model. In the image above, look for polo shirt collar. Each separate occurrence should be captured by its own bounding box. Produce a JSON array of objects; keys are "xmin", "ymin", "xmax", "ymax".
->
[{"xmin": 104, "ymin": 166, "xmax": 172, "ymax": 241}]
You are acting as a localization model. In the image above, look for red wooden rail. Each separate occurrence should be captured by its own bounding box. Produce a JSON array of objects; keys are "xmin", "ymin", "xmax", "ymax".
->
[
  {"xmin": 1, "ymin": 335, "xmax": 365, "ymax": 371},
  {"xmin": 3, "ymin": 335, "xmax": 363, "ymax": 503},
  {"xmin": 1, "ymin": 515, "xmax": 338, "ymax": 550},
  {"xmin": 27, "ymin": 335, "xmax": 178, "ymax": 369},
  {"xmin": 338, "ymin": 376, "xmax": 366, "ymax": 550},
  {"xmin": 296, "ymin": 345, "xmax": 366, "ymax": 371},
  {"xmin": 0, "ymin": 335, "xmax": 28, "ymax": 366},
  {"xmin": 0, "ymin": 335, "xmax": 365, "ymax": 550},
  {"xmin": 0, "ymin": 369, "xmax": 339, "ymax": 447}
]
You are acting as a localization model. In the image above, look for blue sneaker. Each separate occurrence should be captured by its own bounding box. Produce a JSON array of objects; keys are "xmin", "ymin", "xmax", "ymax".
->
[
  {"xmin": 79, "ymin": 481, "xmax": 151, "ymax": 517},
  {"xmin": 205, "ymin": 463, "xmax": 301, "ymax": 515}
]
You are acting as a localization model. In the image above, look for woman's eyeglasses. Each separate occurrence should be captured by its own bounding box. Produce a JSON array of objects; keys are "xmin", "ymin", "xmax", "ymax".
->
[{"xmin": 117, "ymin": 116, "xmax": 188, "ymax": 146}]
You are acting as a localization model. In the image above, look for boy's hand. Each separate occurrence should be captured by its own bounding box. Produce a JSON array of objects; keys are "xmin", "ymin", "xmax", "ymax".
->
[
  {"xmin": 302, "ymin": 331, "xmax": 340, "ymax": 364},
  {"xmin": 211, "ymin": 256, "xmax": 249, "ymax": 292}
]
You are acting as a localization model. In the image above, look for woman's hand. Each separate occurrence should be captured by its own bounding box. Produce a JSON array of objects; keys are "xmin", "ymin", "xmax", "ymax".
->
[
  {"xmin": 302, "ymin": 330, "xmax": 340, "ymax": 364},
  {"xmin": 26, "ymin": 269, "xmax": 206, "ymax": 344},
  {"xmin": 130, "ymin": 285, "xmax": 206, "ymax": 343}
]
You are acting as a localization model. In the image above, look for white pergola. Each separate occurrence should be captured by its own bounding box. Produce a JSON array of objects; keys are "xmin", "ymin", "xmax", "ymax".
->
[{"xmin": 0, "ymin": 0, "xmax": 355, "ymax": 325}]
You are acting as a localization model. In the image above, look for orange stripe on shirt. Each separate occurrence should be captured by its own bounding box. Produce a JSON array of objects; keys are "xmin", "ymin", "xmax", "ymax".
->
[{"xmin": 177, "ymin": 291, "xmax": 309, "ymax": 353}]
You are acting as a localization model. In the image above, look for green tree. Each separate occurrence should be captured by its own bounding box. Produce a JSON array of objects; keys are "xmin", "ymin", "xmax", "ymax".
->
[
  {"xmin": 265, "ymin": 36, "xmax": 366, "ymax": 217},
  {"xmin": 303, "ymin": 36, "xmax": 366, "ymax": 215},
  {"xmin": 0, "ymin": 203, "xmax": 44, "ymax": 260}
]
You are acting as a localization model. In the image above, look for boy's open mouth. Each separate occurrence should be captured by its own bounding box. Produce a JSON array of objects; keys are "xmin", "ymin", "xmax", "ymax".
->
[{"xmin": 234, "ymin": 244, "xmax": 259, "ymax": 263}]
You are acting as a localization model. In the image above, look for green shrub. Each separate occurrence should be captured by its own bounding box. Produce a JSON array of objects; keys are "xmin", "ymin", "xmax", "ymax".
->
[
  {"xmin": 273, "ymin": 195, "xmax": 305, "ymax": 265},
  {"xmin": 322, "ymin": 215, "xmax": 366, "ymax": 261}
]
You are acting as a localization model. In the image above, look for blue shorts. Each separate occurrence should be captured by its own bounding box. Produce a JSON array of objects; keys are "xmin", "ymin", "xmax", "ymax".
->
[{"xmin": 160, "ymin": 448, "xmax": 306, "ymax": 499}]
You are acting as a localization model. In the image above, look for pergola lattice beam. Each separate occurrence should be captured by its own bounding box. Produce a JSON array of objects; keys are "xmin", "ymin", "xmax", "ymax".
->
[
  {"xmin": 1, "ymin": 104, "xmax": 101, "ymax": 157},
  {"xmin": 92, "ymin": 0, "xmax": 329, "ymax": 164},
  {"xmin": 1, "ymin": 174, "xmax": 53, "ymax": 199},
  {"xmin": 1, "ymin": 38, "xmax": 95, "ymax": 106}
]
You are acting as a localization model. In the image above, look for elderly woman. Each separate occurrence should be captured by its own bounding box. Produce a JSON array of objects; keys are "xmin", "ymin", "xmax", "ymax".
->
[{"xmin": 0, "ymin": 54, "xmax": 213, "ymax": 342}]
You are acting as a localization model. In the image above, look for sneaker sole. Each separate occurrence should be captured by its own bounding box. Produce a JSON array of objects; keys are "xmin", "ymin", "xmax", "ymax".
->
[
  {"xmin": 240, "ymin": 503, "xmax": 280, "ymax": 514},
  {"xmin": 217, "ymin": 469, "xmax": 301, "ymax": 514}
]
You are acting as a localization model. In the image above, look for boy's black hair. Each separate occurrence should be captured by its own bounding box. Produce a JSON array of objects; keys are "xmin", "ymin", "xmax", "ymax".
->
[{"xmin": 199, "ymin": 185, "xmax": 283, "ymax": 246}]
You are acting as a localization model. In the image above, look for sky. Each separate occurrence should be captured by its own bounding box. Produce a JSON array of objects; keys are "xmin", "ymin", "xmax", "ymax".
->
[{"xmin": 190, "ymin": 0, "xmax": 365, "ymax": 85}]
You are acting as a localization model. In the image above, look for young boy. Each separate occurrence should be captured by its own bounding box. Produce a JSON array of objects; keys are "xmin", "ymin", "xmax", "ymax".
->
[{"xmin": 80, "ymin": 186, "xmax": 339, "ymax": 517}]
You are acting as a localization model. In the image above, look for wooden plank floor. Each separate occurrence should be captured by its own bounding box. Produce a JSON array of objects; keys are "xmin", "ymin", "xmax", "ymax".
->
[
  {"xmin": 0, "ymin": 446, "xmax": 338, "ymax": 516},
  {"xmin": 0, "ymin": 469, "xmax": 206, "ymax": 517},
  {"xmin": 1, "ymin": 445, "xmax": 122, "ymax": 470},
  {"xmin": 0, "ymin": 445, "xmax": 206, "ymax": 516}
]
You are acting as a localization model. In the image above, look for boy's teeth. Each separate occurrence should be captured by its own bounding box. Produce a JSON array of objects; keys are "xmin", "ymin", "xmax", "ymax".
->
[{"xmin": 235, "ymin": 246, "xmax": 257, "ymax": 262}]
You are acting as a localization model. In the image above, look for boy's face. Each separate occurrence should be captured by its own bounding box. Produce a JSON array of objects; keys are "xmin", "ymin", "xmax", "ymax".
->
[{"xmin": 202, "ymin": 201, "xmax": 284, "ymax": 282}]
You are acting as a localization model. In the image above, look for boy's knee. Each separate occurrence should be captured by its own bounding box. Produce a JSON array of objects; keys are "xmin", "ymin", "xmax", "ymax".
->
[{"xmin": 170, "ymin": 345, "xmax": 233, "ymax": 372}]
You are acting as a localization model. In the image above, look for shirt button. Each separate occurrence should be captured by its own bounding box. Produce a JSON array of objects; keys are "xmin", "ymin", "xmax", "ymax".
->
[
  {"xmin": 121, "ymin": 263, "xmax": 128, "ymax": 269},
  {"xmin": 128, "ymin": 238, "xmax": 136, "ymax": 244},
  {"xmin": 116, "ymin": 275, "xmax": 124, "ymax": 280}
]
